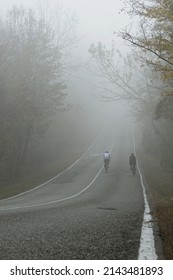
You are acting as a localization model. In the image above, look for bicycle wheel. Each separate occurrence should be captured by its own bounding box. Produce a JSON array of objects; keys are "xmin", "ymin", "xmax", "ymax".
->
[
  {"xmin": 104, "ymin": 160, "xmax": 108, "ymax": 172},
  {"xmin": 132, "ymin": 165, "xmax": 136, "ymax": 176}
]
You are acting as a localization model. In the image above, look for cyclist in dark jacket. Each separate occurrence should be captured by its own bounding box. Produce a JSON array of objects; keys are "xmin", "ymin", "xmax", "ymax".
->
[{"xmin": 129, "ymin": 153, "xmax": 136, "ymax": 170}]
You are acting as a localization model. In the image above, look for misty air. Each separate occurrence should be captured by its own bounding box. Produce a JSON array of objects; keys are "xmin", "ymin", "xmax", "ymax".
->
[{"xmin": 0, "ymin": 0, "xmax": 172, "ymax": 263}]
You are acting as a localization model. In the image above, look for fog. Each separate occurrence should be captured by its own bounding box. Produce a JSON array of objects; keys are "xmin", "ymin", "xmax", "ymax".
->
[
  {"xmin": 0, "ymin": 0, "xmax": 134, "ymax": 187},
  {"xmin": 1, "ymin": 0, "xmax": 173, "ymax": 261}
]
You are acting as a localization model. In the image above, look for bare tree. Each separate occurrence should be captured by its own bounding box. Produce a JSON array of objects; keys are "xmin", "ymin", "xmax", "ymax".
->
[
  {"xmin": 0, "ymin": 5, "xmax": 78, "ymax": 184},
  {"xmin": 89, "ymin": 42, "xmax": 162, "ymax": 114}
]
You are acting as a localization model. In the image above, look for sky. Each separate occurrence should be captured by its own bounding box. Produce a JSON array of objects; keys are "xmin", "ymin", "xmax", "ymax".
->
[
  {"xmin": 0, "ymin": 0, "xmax": 131, "ymax": 47},
  {"xmin": 59, "ymin": 0, "xmax": 130, "ymax": 44}
]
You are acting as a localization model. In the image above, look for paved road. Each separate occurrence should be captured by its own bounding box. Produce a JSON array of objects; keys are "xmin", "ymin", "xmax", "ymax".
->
[{"xmin": 0, "ymin": 118, "xmax": 144, "ymax": 259}]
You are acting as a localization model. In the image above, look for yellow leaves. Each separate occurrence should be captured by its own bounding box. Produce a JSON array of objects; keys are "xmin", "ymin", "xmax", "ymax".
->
[
  {"xmin": 163, "ymin": 90, "xmax": 173, "ymax": 97},
  {"xmin": 145, "ymin": 6, "xmax": 173, "ymax": 21},
  {"xmin": 141, "ymin": 0, "xmax": 173, "ymax": 18},
  {"xmin": 161, "ymin": 68, "xmax": 173, "ymax": 82},
  {"xmin": 129, "ymin": 0, "xmax": 173, "ymax": 82}
]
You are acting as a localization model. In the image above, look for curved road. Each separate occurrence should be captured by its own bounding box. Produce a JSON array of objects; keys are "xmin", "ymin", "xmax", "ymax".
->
[{"xmin": 0, "ymin": 118, "xmax": 144, "ymax": 259}]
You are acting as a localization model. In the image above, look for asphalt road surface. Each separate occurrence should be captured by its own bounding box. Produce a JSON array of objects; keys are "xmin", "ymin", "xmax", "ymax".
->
[{"xmin": 0, "ymin": 118, "xmax": 144, "ymax": 259}]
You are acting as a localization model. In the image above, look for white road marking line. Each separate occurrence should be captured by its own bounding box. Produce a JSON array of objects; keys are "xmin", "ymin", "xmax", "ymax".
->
[
  {"xmin": 137, "ymin": 164, "xmax": 157, "ymax": 260},
  {"xmin": 0, "ymin": 165, "xmax": 104, "ymax": 211},
  {"xmin": 0, "ymin": 134, "xmax": 117, "ymax": 211},
  {"xmin": 0, "ymin": 131, "xmax": 103, "ymax": 202},
  {"xmin": 132, "ymin": 130, "xmax": 157, "ymax": 260}
]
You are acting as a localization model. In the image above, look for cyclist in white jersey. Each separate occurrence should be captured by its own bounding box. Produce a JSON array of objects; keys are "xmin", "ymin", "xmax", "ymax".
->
[{"xmin": 103, "ymin": 151, "xmax": 110, "ymax": 169}]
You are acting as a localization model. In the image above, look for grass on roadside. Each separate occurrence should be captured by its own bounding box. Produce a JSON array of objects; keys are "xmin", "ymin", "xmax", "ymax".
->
[{"xmin": 139, "ymin": 153, "xmax": 173, "ymax": 259}]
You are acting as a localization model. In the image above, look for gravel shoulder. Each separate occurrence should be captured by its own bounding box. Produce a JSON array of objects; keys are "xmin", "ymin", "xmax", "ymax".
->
[{"xmin": 137, "ymin": 152, "xmax": 173, "ymax": 259}]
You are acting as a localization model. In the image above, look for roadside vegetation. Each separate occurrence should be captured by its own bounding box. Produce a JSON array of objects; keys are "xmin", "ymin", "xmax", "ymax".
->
[
  {"xmin": 89, "ymin": 0, "xmax": 173, "ymax": 259},
  {"xmin": 0, "ymin": 4, "xmax": 100, "ymax": 199}
]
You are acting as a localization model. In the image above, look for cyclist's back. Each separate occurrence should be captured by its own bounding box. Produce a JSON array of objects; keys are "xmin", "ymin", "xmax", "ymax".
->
[
  {"xmin": 103, "ymin": 151, "xmax": 110, "ymax": 162},
  {"xmin": 103, "ymin": 151, "xmax": 110, "ymax": 171},
  {"xmin": 129, "ymin": 153, "xmax": 136, "ymax": 168}
]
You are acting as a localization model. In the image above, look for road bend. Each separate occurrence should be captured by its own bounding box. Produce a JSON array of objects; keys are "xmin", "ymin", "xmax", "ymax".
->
[{"xmin": 0, "ymin": 118, "xmax": 144, "ymax": 259}]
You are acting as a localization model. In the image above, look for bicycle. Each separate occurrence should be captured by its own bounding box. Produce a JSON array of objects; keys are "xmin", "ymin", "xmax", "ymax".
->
[
  {"xmin": 104, "ymin": 159, "xmax": 109, "ymax": 172},
  {"xmin": 130, "ymin": 164, "xmax": 136, "ymax": 176}
]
